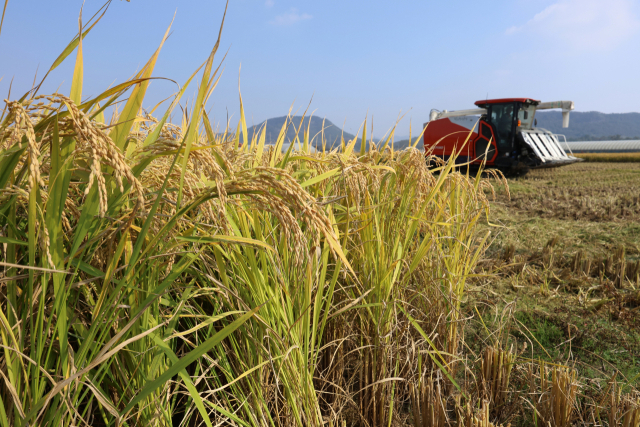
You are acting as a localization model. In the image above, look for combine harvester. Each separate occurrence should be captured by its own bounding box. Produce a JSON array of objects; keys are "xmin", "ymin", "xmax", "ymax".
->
[{"xmin": 424, "ymin": 98, "xmax": 582, "ymax": 175}]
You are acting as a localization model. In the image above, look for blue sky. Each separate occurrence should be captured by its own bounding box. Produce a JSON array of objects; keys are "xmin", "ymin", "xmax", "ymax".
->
[{"xmin": 1, "ymin": 0, "xmax": 639, "ymax": 138}]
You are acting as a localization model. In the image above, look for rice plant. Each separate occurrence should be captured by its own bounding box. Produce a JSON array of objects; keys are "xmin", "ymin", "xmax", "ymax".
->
[{"xmin": 0, "ymin": 3, "xmax": 502, "ymax": 427}]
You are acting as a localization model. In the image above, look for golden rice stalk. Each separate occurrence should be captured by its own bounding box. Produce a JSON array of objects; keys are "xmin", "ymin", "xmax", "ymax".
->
[
  {"xmin": 609, "ymin": 380, "xmax": 640, "ymax": 427},
  {"xmin": 3, "ymin": 100, "xmax": 45, "ymax": 191},
  {"xmin": 2, "ymin": 100, "xmax": 55, "ymax": 266},
  {"xmin": 43, "ymin": 94, "xmax": 146, "ymax": 217},
  {"xmin": 411, "ymin": 376, "xmax": 447, "ymax": 427},
  {"xmin": 621, "ymin": 398, "xmax": 640, "ymax": 427},
  {"xmin": 457, "ymin": 400, "xmax": 510, "ymax": 427},
  {"xmin": 478, "ymin": 346, "xmax": 515, "ymax": 412},
  {"xmin": 613, "ymin": 245, "xmax": 627, "ymax": 289},
  {"xmin": 529, "ymin": 362, "xmax": 578, "ymax": 427},
  {"xmin": 2, "ymin": 95, "xmax": 146, "ymax": 218},
  {"xmin": 483, "ymin": 168, "xmax": 510, "ymax": 201},
  {"xmin": 135, "ymin": 135, "xmax": 229, "ymax": 232}
]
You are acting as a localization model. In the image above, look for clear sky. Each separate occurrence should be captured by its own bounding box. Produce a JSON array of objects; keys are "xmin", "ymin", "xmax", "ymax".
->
[{"xmin": 1, "ymin": 0, "xmax": 639, "ymax": 138}]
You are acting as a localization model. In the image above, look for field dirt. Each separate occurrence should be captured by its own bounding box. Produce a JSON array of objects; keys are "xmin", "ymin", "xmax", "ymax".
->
[{"xmin": 468, "ymin": 162, "xmax": 640, "ymax": 395}]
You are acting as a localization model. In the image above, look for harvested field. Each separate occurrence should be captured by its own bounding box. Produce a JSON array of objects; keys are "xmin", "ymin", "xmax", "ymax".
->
[
  {"xmin": 470, "ymin": 162, "xmax": 640, "ymax": 423},
  {"xmin": 500, "ymin": 162, "xmax": 640, "ymax": 222}
]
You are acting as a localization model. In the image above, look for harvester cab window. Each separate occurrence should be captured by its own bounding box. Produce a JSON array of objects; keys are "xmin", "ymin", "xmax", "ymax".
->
[
  {"xmin": 517, "ymin": 104, "xmax": 536, "ymax": 129},
  {"xmin": 488, "ymin": 103, "xmax": 517, "ymax": 151}
]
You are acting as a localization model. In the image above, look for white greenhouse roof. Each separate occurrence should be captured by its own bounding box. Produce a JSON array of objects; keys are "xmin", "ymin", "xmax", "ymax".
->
[{"xmin": 562, "ymin": 140, "xmax": 640, "ymax": 152}]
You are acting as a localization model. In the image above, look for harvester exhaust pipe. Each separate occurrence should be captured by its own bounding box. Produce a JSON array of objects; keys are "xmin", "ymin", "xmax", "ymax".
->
[
  {"xmin": 562, "ymin": 110, "xmax": 571, "ymax": 128},
  {"xmin": 537, "ymin": 100, "xmax": 575, "ymax": 128}
]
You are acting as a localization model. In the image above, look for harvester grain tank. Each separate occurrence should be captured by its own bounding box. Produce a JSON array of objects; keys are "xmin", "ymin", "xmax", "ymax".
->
[{"xmin": 423, "ymin": 98, "xmax": 582, "ymax": 174}]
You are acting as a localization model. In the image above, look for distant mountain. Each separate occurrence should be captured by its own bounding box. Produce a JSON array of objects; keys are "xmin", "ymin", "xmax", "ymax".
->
[
  {"xmin": 246, "ymin": 116, "xmax": 356, "ymax": 148},
  {"xmin": 535, "ymin": 111, "xmax": 640, "ymax": 141}
]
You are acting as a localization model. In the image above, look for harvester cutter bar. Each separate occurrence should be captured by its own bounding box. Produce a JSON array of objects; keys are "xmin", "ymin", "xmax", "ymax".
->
[{"xmin": 521, "ymin": 130, "xmax": 582, "ymax": 168}]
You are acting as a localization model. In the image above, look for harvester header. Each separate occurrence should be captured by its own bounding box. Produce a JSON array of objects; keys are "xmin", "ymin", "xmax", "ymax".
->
[{"xmin": 424, "ymin": 97, "xmax": 581, "ymax": 174}]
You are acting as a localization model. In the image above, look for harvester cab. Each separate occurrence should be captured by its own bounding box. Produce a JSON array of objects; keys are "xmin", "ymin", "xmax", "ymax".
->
[{"xmin": 424, "ymin": 98, "xmax": 582, "ymax": 174}]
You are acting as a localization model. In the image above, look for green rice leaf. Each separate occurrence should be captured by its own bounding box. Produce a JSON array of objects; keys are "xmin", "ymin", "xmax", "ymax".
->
[
  {"xmin": 300, "ymin": 167, "xmax": 340, "ymax": 188},
  {"xmin": 178, "ymin": 235, "xmax": 275, "ymax": 253},
  {"xmin": 122, "ymin": 306, "xmax": 259, "ymax": 415},
  {"xmin": 151, "ymin": 334, "xmax": 215, "ymax": 427},
  {"xmin": 69, "ymin": 9, "xmax": 83, "ymax": 104},
  {"xmin": 399, "ymin": 305, "xmax": 467, "ymax": 399},
  {"xmin": 0, "ymin": 236, "xmax": 27, "ymax": 246}
]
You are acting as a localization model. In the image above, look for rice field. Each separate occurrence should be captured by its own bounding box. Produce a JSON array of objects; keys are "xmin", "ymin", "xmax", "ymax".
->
[
  {"xmin": 574, "ymin": 152, "xmax": 640, "ymax": 162},
  {"xmin": 1, "ymin": 6, "xmax": 639, "ymax": 427},
  {"xmin": 475, "ymin": 163, "xmax": 640, "ymax": 426},
  {"xmin": 500, "ymin": 162, "xmax": 640, "ymax": 222}
]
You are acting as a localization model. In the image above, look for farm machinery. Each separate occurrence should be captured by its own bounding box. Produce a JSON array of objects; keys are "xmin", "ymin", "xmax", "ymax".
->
[{"xmin": 424, "ymin": 98, "xmax": 582, "ymax": 174}]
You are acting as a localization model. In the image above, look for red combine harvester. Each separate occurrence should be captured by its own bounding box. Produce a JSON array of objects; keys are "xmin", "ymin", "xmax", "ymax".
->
[{"xmin": 423, "ymin": 98, "xmax": 582, "ymax": 174}]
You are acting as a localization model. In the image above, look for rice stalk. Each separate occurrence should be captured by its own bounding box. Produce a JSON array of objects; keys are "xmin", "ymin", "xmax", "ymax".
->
[
  {"xmin": 608, "ymin": 379, "xmax": 640, "ymax": 427},
  {"xmin": 411, "ymin": 375, "xmax": 447, "ymax": 427},
  {"xmin": 528, "ymin": 362, "xmax": 578, "ymax": 427},
  {"xmin": 478, "ymin": 345, "xmax": 516, "ymax": 413},
  {"xmin": 457, "ymin": 400, "xmax": 510, "ymax": 427}
]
